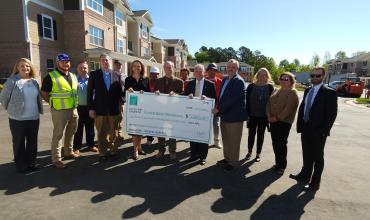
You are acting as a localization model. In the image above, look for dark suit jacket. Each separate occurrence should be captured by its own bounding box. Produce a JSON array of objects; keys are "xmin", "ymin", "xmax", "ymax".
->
[
  {"xmin": 154, "ymin": 76, "xmax": 183, "ymax": 94},
  {"xmin": 87, "ymin": 69, "xmax": 123, "ymax": 116},
  {"xmin": 183, "ymin": 79, "xmax": 217, "ymax": 100},
  {"xmin": 218, "ymin": 74, "xmax": 248, "ymax": 122},
  {"xmin": 296, "ymin": 85, "xmax": 337, "ymax": 136}
]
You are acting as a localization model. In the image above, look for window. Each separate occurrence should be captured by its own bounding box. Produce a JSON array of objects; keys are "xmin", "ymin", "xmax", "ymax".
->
[
  {"xmin": 89, "ymin": 25, "xmax": 104, "ymax": 47},
  {"xmin": 37, "ymin": 14, "xmax": 57, "ymax": 40},
  {"xmin": 143, "ymin": 47, "xmax": 149, "ymax": 57},
  {"xmin": 90, "ymin": 61, "xmax": 100, "ymax": 71},
  {"xmin": 239, "ymin": 67, "xmax": 249, "ymax": 72},
  {"xmin": 220, "ymin": 66, "xmax": 226, "ymax": 72},
  {"xmin": 46, "ymin": 59, "xmax": 54, "ymax": 72},
  {"xmin": 342, "ymin": 63, "xmax": 348, "ymax": 69},
  {"xmin": 167, "ymin": 47, "xmax": 175, "ymax": 56},
  {"xmin": 141, "ymin": 23, "xmax": 148, "ymax": 39},
  {"xmin": 363, "ymin": 61, "xmax": 368, "ymax": 66},
  {"xmin": 87, "ymin": 0, "xmax": 103, "ymax": 15},
  {"xmin": 117, "ymin": 38, "xmax": 125, "ymax": 54},
  {"xmin": 115, "ymin": 9, "xmax": 125, "ymax": 27}
]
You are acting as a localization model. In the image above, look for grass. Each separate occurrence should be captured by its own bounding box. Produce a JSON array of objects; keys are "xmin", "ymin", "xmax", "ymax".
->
[{"xmin": 355, "ymin": 98, "xmax": 370, "ymax": 104}]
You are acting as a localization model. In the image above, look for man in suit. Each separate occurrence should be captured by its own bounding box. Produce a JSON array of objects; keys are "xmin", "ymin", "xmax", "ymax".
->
[
  {"xmin": 290, "ymin": 67, "xmax": 338, "ymax": 191},
  {"xmin": 87, "ymin": 54, "xmax": 124, "ymax": 162},
  {"xmin": 154, "ymin": 61, "xmax": 183, "ymax": 159},
  {"xmin": 215, "ymin": 59, "xmax": 248, "ymax": 171},
  {"xmin": 184, "ymin": 64, "xmax": 216, "ymax": 165}
]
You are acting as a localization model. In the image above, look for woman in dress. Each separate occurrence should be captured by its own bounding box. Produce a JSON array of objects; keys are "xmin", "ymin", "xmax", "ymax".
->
[{"xmin": 124, "ymin": 60, "xmax": 150, "ymax": 160}]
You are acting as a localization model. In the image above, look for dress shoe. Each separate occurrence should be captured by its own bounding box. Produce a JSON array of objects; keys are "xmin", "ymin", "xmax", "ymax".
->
[
  {"xmin": 224, "ymin": 164, "xmax": 234, "ymax": 171},
  {"xmin": 132, "ymin": 155, "xmax": 138, "ymax": 161},
  {"xmin": 110, "ymin": 154, "xmax": 119, "ymax": 160},
  {"xmin": 289, "ymin": 174, "xmax": 310, "ymax": 182},
  {"xmin": 138, "ymin": 150, "xmax": 147, "ymax": 155},
  {"xmin": 155, "ymin": 151, "xmax": 164, "ymax": 158},
  {"xmin": 303, "ymin": 183, "xmax": 320, "ymax": 191},
  {"xmin": 170, "ymin": 153, "xmax": 177, "ymax": 160},
  {"xmin": 245, "ymin": 153, "xmax": 251, "ymax": 160},
  {"xmin": 27, "ymin": 165, "xmax": 41, "ymax": 172},
  {"xmin": 187, "ymin": 156, "xmax": 198, "ymax": 162},
  {"xmin": 99, "ymin": 156, "xmax": 108, "ymax": 162},
  {"xmin": 74, "ymin": 150, "xmax": 80, "ymax": 156},
  {"xmin": 145, "ymin": 140, "xmax": 153, "ymax": 145},
  {"xmin": 53, "ymin": 161, "xmax": 66, "ymax": 169},
  {"xmin": 255, "ymin": 155, "xmax": 261, "ymax": 162},
  {"xmin": 276, "ymin": 168, "xmax": 285, "ymax": 175},
  {"xmin": 199, "ymin": 159, "xmax": 206, "ymax": 165},
  {"xmin": 217, "ymin": 159, "xmax": 228, "ymax": 165},
  {"xmin": 64, "ymin": 152, "xmax": 80, "ymax": 160},
  {"xmin": 89, "ymin": 146, "xmax": 99, "ymax": 152}
]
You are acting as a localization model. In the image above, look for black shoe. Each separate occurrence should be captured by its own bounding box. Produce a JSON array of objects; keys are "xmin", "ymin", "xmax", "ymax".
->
[
  {"xmin": 99, "ymin": 156, "xmax": 108, "ymax": 162},
  {"xmin": 187, "ymin": 157, "xmax": 198, "ymax": 162},
  {"xmin": 199, "ymin": 159, "xmax": 206, "ymax": 165},
  {"xmin": 255, "ymin": 155, "xmax": 261, "ymax": 162},
  {"xmin": 132, "ymin": 155, "xmax": 138, "ymax": 161},
  {"xmin": 138, "ymin": 150, "xmax": 147, "ymax": 156},
  {"xmin": 303, "ymin": 183, "xmax": 320, "ymax": 191},
  {"xmin": 217, "ymin": 159, "xmax": 228, "ymax": 165},
  {"xmin": 276, "ymin": 168, "xmax": 285, "ymax": 175},
  {"xmin": 110, "ymin": 154, "xmax": 119, "ymax": 160},
  {"xmin": 245, "ymin": 153, "xmax": 251, "ymax": 160},
  {"xmin": 27, "ymin": 165, "xmax": 41, "ymax": 173},
  {"xmin": 289, "ymin": 173, "xmax": 310, "ymax": 182},
  {"xmin": 224, "ymin": 164, "xmax": 234, "ymax": 171}
]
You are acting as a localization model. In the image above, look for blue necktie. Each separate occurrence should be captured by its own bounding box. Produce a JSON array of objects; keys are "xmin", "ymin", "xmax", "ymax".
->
[{"xmin": 303, "ymin": 88, "xmax": 314, "ymax": 122}]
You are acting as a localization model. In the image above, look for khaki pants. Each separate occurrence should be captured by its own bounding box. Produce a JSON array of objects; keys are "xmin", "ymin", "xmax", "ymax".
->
[
  {"xmin": 220, "ymin": 121, "xmax": 244, "ymax": 166},
  {"xmin": 95, "ymin": 115, "xmax": 119, "ymax": 156},
  {"xmin": 51, "ymin": 108, "xmax": 78, "ymax": 162}
]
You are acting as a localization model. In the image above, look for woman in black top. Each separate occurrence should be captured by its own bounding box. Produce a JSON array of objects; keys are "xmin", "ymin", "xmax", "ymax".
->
[
  {"xmin": 124, "ymin": 60, "xmax": 150, "ymax": 160},
  {"xmin": 245, "ymin": 68, "xmax": 274, "ymax": 162}
]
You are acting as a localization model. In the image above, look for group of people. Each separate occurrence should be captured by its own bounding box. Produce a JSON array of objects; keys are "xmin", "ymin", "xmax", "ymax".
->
[{"xmin": 0, "ymin": 53, "xmax": 337, "ymax": 191}]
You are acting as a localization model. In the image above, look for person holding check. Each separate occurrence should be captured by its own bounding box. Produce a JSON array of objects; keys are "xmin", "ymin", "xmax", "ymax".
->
[{"xmin": 183, "ymin": 64, "xmax": 216, "ymax": 165}]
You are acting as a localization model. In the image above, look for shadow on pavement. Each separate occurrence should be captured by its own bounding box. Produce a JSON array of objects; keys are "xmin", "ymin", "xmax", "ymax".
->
[
  {"xmin": 250, "ymin": 184, "xmax": 316, "ymax": 220},
  {"xmin": 0, "ymin": 145, "xmax": 314, "ymax": 219}
]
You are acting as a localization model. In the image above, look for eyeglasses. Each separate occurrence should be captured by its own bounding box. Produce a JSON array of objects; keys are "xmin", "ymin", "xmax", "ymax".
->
[
  {"xmin": 310, "ymin": 74, "xmax": 322, "ymax": 78},
  {"xmin": 279, "ymin": 77, "xmax": 290, "ymax": 81}
]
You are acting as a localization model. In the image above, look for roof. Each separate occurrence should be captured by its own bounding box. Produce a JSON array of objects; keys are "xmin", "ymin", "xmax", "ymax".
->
[
  {"xmin": 217, "ymin": 62, "xmax": 254, "ymax": 67},
  {"xmin": 132, "ymin": 10, "xmax": 147, "ymax": 17}
]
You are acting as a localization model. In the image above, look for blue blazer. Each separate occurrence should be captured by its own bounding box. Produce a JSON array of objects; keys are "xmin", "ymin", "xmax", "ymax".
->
[{"xmin": 218, "ymin": 74, "xmax": 248, "ymax": 122}]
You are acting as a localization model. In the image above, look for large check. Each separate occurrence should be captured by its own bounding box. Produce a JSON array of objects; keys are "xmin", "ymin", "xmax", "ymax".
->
[{"xmin": 125, "ymin": 92, "xmax": 215, "ymax": 144}]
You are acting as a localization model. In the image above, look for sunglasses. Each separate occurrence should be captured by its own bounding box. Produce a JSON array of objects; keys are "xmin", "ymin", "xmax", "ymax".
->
[
  {"xmin": 310, "ymin": 74, "xmax": 322, "ymax": 78},
  {"xmin": 279, "ymin": 77, "xmax": 290, "ymax": 81}
]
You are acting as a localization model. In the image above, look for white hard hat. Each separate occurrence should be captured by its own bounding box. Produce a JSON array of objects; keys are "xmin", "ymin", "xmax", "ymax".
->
[{"xmin": 150, "ymin": 66, "xmax": 160, "ymax": 74}]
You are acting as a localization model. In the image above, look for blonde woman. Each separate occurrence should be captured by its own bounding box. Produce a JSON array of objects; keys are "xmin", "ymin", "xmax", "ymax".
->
[
  {"xmin": 0, "ymin": 58, "xmax": 43, "ymax": 173},
  {"xmin": 124, "ymin": 60, "xmax": 150, "ymax": 160},
  {"xmin": 245, "ymin": 68, "xmax": 274, "ymax": 162},
  {"xmin": 266, "ymin": 72, "xmax": 299, "ymax": 175}
]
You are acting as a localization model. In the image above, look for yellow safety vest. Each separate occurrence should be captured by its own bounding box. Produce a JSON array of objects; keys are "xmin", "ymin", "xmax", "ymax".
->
[{"xmin": 49, "ymin": 70, "xmax": 78, "ymax": 110}]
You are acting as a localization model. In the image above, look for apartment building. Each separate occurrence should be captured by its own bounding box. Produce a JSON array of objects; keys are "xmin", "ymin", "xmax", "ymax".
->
[
  {"xmin": 217, "ymin": 61, "xmax": 254, "ymax": 75},
  {"xmin": 0, "ymin": 0, "xmax": 188, "ymax": 78},
  {"xmin": 327, "ymin": 52, "xmax": 370, "ymax": 77}
]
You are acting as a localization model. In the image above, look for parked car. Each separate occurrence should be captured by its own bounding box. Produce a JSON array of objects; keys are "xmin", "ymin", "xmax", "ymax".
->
[{"xmin": 326, "ymin": 81, "xmax": 344, "ymax": 89}]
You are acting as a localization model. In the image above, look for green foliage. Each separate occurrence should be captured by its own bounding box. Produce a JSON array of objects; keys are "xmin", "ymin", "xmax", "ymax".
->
[
  {"xmin": 187, "ymin": 54, "xmax": 194, "ymax": 60},
  {"xmin": 355, "ymin": 98, "xmax": 370, "ymax": 104},
  {"xmin": 335, "ymin": 51, "xmax": 347, "ymax": 60}
]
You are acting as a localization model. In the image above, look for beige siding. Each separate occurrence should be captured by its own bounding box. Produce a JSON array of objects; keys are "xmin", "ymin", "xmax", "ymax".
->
[{"xmin": 85, "ymin": 13, "xmax": 115, "ymax": 51}]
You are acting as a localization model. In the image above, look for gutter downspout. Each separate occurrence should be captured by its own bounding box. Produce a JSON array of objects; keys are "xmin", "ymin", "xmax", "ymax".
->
[{"xmin": 22, "ymin": 0, "xmax": 32, "ymax": 61}]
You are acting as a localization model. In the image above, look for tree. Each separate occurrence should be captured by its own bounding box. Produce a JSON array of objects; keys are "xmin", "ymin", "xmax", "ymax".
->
[
  {"xmin": 238, "ymin": 46, "xmax": 254, "ymax": 64},
  {"xmin": 194, "ymin": 51, "xmax": 209, "ymax": 63},
  {"xmin": 187, "ymin": 54, "xmax": 194, "ymax": 60},
  {"xmin": 310, "ymin": 53, "xmax": 320, "ymax": 66},
  {"xmin": 293, "ymin": 58, "xmax": 300, "ymax": 67},
  {"xmin": 279, "ymin": 59, "xmax": 290, "ymax": 68},
  {"xmin": 323, "ymin": 51, "xmax": 331, "ymax": 63},
  {"xmin": 199, "ymin": 46, "xmax": 208, "ymax": 52},
  {"xmin": 223, "ymin": 47, "xmax": 238, "ymax": 60},
  {"xmin": 335, "ymin": 51, "xmax": 347, "ymax": 60},
  {"xmin": 298, "ymin": 64, "xmax": 311, "ymax": 72}
]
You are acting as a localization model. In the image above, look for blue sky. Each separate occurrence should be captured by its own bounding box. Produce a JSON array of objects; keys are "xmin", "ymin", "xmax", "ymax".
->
[{"xmin": 129, "ymin": 0, "xmax": 370, "ymax": 65}]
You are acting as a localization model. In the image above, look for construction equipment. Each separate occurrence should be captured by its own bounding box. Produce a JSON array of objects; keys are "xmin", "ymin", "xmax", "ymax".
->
[{"xmin": 336, "ymin": 77, "xmax": 365, "ymax": 98}]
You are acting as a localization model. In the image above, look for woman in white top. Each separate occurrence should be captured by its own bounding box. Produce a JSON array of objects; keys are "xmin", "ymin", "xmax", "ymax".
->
[{"xmin": 0, "ymin": 58, "xmax": 43, "ymax": 173}]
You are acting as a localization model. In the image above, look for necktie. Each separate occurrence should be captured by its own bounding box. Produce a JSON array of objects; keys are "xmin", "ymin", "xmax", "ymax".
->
[
  {"xmin": 303, "ymin": 88, "xmax": 315, "ymax": 122},
  {"xmin": 195, "ymin": 80, "xmax": 201, "ymax": 97}
]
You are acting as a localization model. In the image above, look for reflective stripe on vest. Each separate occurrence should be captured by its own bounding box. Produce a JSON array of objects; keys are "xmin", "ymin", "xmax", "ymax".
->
[{"xmin": 49, "ymin": 70, "xmax": 78, "ymax": 110}]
